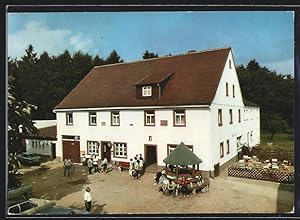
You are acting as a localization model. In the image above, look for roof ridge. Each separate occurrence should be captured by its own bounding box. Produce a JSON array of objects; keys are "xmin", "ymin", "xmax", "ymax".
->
[{"xmin": 93, "ymin": 47, "xmax": 231, "ymax": 70}]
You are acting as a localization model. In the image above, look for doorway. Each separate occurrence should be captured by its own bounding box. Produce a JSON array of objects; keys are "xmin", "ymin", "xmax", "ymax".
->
[
  {"xmin": 144, "ymin": 144, "xmax": 157, "ymax": 167},
  {"xmin": 214, "ymin": 163, "xmax": 220, "ymax": 177},
  {"xmin": 51, "ymin": 143, "xmax": 56, "ymax": 159},
  {"xmin": 101, "ymin": 141, "xmax": 112, "ymax": 162},
  {"xmin": 62, "ymin": 140, "xmax": 80, "ymax": 163}
]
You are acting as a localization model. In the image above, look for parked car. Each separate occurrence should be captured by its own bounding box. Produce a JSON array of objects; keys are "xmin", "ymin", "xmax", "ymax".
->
[
  {"xmin": 8, "ymin": 184, "xmax": 33, "ymax": 206},
  {"xmin": 35, "ymin": 206, "xmax": 84, "ymax": 215},
  {"xmin": 16, "ymin": 152, "xmax": 42, "ymax": 166},
  {"xmin": 7, "ymin": 198, "xmax": 55, "ymax": 215}
]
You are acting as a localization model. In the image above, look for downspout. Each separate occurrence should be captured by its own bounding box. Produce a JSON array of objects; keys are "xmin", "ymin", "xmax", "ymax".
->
[{"xmin": 157, "ymin": 83, "xmax": 161, "ymax": 99}]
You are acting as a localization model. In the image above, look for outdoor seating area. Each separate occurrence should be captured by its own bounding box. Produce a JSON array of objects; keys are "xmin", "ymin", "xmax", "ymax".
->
[
  {"xmin": 237, "ymin": 155, "xmax": 294, "ymax": 172},
  {"xmin": 154, "ymin": 171, "xmax": 210, "ymax": 197},
  {"xmin": 152, "ymin": 142, "xmax": 209, "ymax": 197},
  {"xmin": 230, "ymin": 155, "xmax": 294, "ymax": 184}
]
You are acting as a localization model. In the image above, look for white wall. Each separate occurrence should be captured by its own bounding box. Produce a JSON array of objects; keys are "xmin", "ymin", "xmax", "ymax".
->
[
  {"xmin": 56, "ymin": 107, "xmax": 212, "ymax": 170},
  {"xmin": 210, "ymin": 50, "xmax": 260, "ymax": 170},
  {"xmin": 25, "ymin": 139, "xmax": 55, "ymax": 158}
]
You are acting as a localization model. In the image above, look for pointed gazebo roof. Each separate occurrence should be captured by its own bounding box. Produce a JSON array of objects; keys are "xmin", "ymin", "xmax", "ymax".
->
[{"xmin": 163, "ymin": 142, "xmax": 202, "ymax": 166}]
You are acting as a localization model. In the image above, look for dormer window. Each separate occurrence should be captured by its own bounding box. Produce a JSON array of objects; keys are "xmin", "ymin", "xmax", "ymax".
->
[{"xmin": 142, "ymin": 86, "xmax": 152, "ymax": 97}]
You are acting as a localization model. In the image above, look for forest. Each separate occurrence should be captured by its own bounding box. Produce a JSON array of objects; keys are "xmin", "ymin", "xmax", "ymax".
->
[{"xmin": 8, "ymin": 45, "xmax": 294, "ymax": 135}]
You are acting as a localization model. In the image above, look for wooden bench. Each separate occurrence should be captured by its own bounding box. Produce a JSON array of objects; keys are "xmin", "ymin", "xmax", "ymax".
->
[{"xmin": 118, "ymin": 161, "xmax": 130, "ymax": 170}]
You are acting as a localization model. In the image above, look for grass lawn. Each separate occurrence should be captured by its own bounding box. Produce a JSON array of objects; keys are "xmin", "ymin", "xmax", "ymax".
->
[{"xmin": 260, "ymin": 133, "xmax": 294, "ymax": 152}]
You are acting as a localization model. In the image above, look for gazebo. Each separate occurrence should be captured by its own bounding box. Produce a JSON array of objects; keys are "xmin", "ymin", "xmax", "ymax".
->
[{"xmin": 163, "ymin": 142, "xmax": 203, "ymax": 178}]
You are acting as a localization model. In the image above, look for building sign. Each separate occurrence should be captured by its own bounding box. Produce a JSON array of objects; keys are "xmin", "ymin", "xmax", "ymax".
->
[{"xmin": 160, "ymin": 120, "xmax": 168, "ymax": 126}]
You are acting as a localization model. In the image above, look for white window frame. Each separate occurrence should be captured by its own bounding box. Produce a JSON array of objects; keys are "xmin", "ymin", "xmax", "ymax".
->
[
  {"xmin": 114, "ymin": 142, "xmax": 127, "ymax": 158},
  {"xmin": 87, "ymin": 141, "xmax": 99, "ymax": 155},
  {"xmin": 167, "ymin": 144, "xmax": 193, "ymax": 155},
  {"xmin": 111, "ymin": 112, "xmax": 120, "ymax": 126},
  {"xmin": 174, "ymin": 110, "xmax": 186, "ymax": 126},
  {"xmin": 145, "ymin": 111, "xmax": 155, "ymax": 126},
  {"xmin": 142, "ymin": 86, "xmax": 152, "ymax": 97},
  {"xmin": 89, "ymin": 112, "xmax": 97, "ymax": 126},
  {"xmin": 66, "ymin": 112, "xmax": 73, "ymax": 125}
]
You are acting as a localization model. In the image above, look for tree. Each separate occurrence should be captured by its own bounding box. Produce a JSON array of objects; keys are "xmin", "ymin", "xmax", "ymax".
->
[
  {"xmin": 105, "ymin": 50, "xmax": 124, "ymax": 64},
  {"xmin": 8, "ymin": 76, "xmax": 38, "ymax": 172},
  {"xmin": 142, "ymin": 50, "xmax": 158, "ymax": 59},
  {"xmin": 92, "ymin": 55, "xmax": 105, "ymax": 67},
  {"xmin": 264, "ymin": 113, "xmax": 289, "ymax": 140},
  {"xmin": 237, "ymin": 60, "xmax": 293, "ymax": 133}
]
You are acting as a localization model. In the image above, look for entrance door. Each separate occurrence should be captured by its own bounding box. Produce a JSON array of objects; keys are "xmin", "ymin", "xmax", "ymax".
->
[
  {"xmin": 62, "ymin": 140, "xmax": 80, "ymax": 163},
  {"xmin": 144, "ymin": 144, "xmax": 157, "ymax": 167},
  {"xmin": 101, "ymin": 142, "xmax": 112, "ymax": 162},
  {"xmin": 214, "ymin": 163, "xmax": 220, "ymax": 177},
  {"xmin": 51, "ymin": 143, "xmax": 56, "ymax": 159}
]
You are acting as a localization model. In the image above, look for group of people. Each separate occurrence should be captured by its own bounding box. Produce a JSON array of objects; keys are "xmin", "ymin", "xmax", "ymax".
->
[
  {"xmin": 128, "ymin": 154, "xmax": 145, "ymax": 180},
  {"xmin": 154, "ymin": 170, "xmax": 206, "ymax": 197},
  {"xmin": 83, "ymin": 154, "xmax": 109, "ymax": 174}
]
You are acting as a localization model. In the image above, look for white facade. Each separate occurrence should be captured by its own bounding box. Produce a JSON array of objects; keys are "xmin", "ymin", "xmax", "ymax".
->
[
  {"xmin": 25, "ymin": 139, "xmax": 56, "ymax": 159},
  {"xmin": 54, "ymin": 50, "xmax": 260, "ymax": 173}
]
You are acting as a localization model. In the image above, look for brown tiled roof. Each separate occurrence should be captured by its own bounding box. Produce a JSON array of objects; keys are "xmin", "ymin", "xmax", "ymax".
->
[
  {"xmin": 28, "ymin": 126, "xmax": 57, "ymax": 140},
  {"xmin": 55, "ymin": 48, "xmax": 231, "ymax": 109},
  {"xmin": 244, "ymin": 99, "xmax": 259, "ymax": 107},
  {"xmin": 134, "ymin": 72, "xmax": 174, "ymax": 85}
]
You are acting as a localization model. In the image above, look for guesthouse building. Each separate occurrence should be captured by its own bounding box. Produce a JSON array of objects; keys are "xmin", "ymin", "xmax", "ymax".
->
[{"xmin": 53, "ymin": 47, "xmax": 260, "ymax": 176}]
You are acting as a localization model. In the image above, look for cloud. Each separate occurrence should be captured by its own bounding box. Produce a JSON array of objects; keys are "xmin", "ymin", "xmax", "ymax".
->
[
  {"xmin": 8, "ymin": 21, "xmax": 94, "ymax": 59},
  {"xmin": 264, "ymin": 58, "xmax": 294, "ymax": 76},
  {"xmin": 70, "ymin": 34, "xmax": 93, "ymax": 52}
]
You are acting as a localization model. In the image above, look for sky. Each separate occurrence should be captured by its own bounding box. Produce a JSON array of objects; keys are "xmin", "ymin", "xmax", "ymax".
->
[{"xmin": 8, "ymin": 11, "xmax": 294, "ymax": 75}]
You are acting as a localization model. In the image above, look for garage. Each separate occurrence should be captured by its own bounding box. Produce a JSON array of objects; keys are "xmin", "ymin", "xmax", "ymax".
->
[{"xmin": 62, "ymin": 140, "xmax": 80, "ymax": 163}]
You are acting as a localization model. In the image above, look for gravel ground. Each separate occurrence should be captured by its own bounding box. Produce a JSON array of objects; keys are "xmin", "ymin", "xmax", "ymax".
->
[{"xmin": 20, "ymin": 160, "xmax": 294, "ymax": 214}]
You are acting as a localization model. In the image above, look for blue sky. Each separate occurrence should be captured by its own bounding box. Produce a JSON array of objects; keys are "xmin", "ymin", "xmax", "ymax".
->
[{"xmin": 8, "ymin": 11, "xmax": 294, "ymax": 75}]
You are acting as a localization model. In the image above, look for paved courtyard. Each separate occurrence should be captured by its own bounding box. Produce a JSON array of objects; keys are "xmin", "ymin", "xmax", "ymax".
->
[{"xmin": 21, "ymin": 160, "xmax": 294, "ymax": 214}]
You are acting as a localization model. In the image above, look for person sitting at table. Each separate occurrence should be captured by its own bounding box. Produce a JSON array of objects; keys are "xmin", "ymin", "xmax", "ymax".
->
[
  {"xmin": 154, "ymin": 170, "xmax": 162, "ymax": 185},
  {"xmin": 180, "ymin": 175, "xmax": 190, "ymax": 197},
  {"xmin": 167, "ymin": 179, "xmax": 178, "ymax": 197},
  {"xmin": 161, "ymin": 178, "xmax": 170, "ymax": 194},
  {"xmin": 168, "ymin": 164, "xmax": 175, "ymax": 173},
  {"xmin": 157, "ymin": 170, "xmax": 168, "ymax": 191}
]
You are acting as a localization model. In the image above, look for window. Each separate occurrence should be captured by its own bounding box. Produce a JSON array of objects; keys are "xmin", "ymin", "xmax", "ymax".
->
[
  {"xmin": 111, "ymin": 112, "xmax": 120, "ymax": 126},
  {"xmin": 218, "ymin": 109, "xmax": 222, "ymax": 126},
  {"xmin": 8, "ymin": 205, "xmax": 20, "ymax": 214},
  {"xmin": 229, "ymin": 60, "xmax": 232, "ymax": 69},
  {"xmin": 226, "ymin": 82, "xmax": 229, "ymax": 96},
  {"xmin": 233, "ymin": 85, "xmax": 235, "ymax": 97},
  {"xmin": 174, "ymin": 110, "xmax": 186, "ymax": 126},
  {"xmin": 66, "ymin": 112, "xmax": 73, "ymax": 125},
  {"xmin": 145, "ymin": 110, "xmax": 155, "ymax": 126},
  {"xmin": 167, "ymin": 144, "xmax": 193, "ymax": 155},
  {"xmin": 87, "ymin": 141, "xmax": 99, "ymax": 155},
  {"xmin": 229, "ymin": 109, "xmax": 233, "ymax": 124},
  {"xmin": 89, "ymin": 112, "xmax": 97, "ymax": 126},
  {"xmin": 220, "ymin": 142, "xmax": 224, "ymax": 158},
  {"xmin": 114, "ymin": 142, "xmax": 127, "ymax": 158},
  {"xmin": 142, "ymin": 86, "xmax": 152, "ymax": 97},
  {"xmin": 226, "ymin": 139, "xmax": 230, "ymax": 154},
  {"xmin": 20, "ymin": 201, "xmax": 36, "ymax": 212},
  {"xmin": 238, "ymin": 109, "xmax": 241, "ymax": 123}
]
